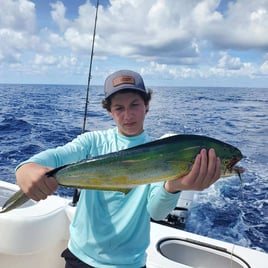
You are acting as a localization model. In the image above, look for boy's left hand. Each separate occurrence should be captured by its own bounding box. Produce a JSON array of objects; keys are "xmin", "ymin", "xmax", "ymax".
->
[{"xmin": 164, "ymin": 148, "xmax": 221, "ymax": 193}]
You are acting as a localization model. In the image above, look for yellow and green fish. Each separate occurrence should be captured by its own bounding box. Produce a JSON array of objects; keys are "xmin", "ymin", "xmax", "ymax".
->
[{"xmin": 0, "ymin": 134, "xmax": 243, "ymax": 213}]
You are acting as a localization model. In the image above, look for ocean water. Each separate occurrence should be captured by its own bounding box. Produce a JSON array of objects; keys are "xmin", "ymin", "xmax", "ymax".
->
[{"xmin": 0, "ymin": 84, "xmax": 267, "ymax": 253}]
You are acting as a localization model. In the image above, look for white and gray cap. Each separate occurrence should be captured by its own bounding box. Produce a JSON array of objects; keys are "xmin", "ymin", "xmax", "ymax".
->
[{"xmin": 104, "ymin": 70, "xmax": 146, "ymax": 99}]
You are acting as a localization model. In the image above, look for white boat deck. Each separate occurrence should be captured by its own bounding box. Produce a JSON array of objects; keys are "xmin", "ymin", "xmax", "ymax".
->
[
  {"xmin": 147, "ymin": 222, "xmax": 267, "ymax": 268},
  {"xmin": 1, "ymin": 180, "xmax": 267, "ymax": 268}
]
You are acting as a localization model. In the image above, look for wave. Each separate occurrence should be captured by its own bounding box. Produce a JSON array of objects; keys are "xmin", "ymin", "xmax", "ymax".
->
[
  {"xmin": 0, "ymin": 115, "xmax": 32, "ymax": 133},
  {"xmin": 1, "ymin": 84, "xmax": 267, "ymax": 253}
]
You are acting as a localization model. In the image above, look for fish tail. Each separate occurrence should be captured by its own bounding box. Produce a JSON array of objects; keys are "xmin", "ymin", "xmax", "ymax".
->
[
  {"xmin": 0, "ymin": 189, "xmax": 30, "ymax": 213},
  {"xmin": 0, "ymin": 165, "xmax": 69, "ymax": 213}
]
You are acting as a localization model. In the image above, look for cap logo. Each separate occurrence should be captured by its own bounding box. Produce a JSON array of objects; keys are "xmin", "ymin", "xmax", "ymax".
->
[{"xmin": 112, "ymin": 75, "xmax": 135, "ymax": 87}]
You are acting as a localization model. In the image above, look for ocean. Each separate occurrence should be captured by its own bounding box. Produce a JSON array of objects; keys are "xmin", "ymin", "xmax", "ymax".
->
[{"xmin": 0, "ymin": 84, "xmax": 267, "ymax": 253}]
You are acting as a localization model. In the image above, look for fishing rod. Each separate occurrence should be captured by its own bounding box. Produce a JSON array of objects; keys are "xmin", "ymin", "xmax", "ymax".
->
[
  {"xmin": 72, "ymin": 0, "xmax": 99, "ymax": 206},
  {"xmin": 82, "ymin": 0, "xmax": 99, "ymax": 134}
]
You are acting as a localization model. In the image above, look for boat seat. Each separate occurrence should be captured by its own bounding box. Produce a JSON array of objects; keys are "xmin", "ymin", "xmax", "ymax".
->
[{"xmin": 0, "ymin": 181, "xmax": 69, "ymax": 255}]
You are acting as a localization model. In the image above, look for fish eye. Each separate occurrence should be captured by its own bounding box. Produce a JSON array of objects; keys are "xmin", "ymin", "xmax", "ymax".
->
[{"xmin": 222, "ymin": 159, "xmax": 229, "ymax": 166}]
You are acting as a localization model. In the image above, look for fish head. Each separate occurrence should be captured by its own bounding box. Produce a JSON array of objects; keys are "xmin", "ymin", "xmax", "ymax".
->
[
  {"xmin": 225, "ymin": 155, "xmax": 242, "ymax": 170},
  {"xmin": 219, "ymin": 142, "xmax": 242, "ymax": 167},
  {"xmin": 222, "ymin": 152, "xmax": 244, "ymax": 181},
  {"xmin": 218, "ymin": 142, "xmax": 244, "ymax": 178}
]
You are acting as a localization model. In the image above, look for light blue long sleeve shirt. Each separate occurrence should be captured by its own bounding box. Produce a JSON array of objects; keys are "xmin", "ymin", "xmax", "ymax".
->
[{"xmin": 19, "ymin": 127, "xmax": 180, "ymax": 267}]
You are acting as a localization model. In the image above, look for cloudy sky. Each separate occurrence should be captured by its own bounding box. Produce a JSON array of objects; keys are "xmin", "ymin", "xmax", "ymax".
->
[{"xmin": 1, "ymin": 0, "xmax": 268, "ymax": 87}]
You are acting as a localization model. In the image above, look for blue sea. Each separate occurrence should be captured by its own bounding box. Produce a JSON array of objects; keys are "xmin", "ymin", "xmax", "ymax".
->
[{"xmin": 0, "ymin": 84, "xmax": 267, "ymax": 253}]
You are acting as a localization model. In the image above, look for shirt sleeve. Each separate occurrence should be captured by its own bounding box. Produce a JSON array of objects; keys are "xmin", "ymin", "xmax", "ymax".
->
[
  {"xmin": 147, "ymin": 182, "xmax": 181, "ymax": 221},
  {"xmin": 16, "ymin": 133, "xmax": 91, "ymax": 170}
]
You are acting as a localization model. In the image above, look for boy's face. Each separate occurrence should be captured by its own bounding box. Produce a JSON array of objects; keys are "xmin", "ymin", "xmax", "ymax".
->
[{"xmin": 109, "ymin": 91, "xmax": 149, "ymax": 137}]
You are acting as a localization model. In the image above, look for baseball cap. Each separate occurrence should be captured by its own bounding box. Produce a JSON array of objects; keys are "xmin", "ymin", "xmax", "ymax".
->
[{"xmin": 104, "ymin": 70, "xmax": 146, "ymax": 99}]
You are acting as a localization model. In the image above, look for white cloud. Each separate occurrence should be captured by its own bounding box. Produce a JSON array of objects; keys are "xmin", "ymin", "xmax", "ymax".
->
[
  {"xmin": 0, "ymin": 0, "xmax": 36, "ymax": 32},
  {"xmin": 49, "ymin": 1, "xmax": 98, "ymax": 53},
  {"xmin": 0, "ymin": 0, "xmax": 50, "ymax": 63},
  {"xmin": 260, "ymin": 61, "xmax": 268, "ymax": 74},
  {"xmin": 48, "ymin": 32, "xmax": 66, "ymax": 47},
  {"xmin": 50, "ymin": 1, "xmax": 70, "ymax": 32},
  {"xmin": 34, "ymin": 54, "xmax": 57, "ymax": 65},
  {"xmin": 202, "ymin": 0, "xmax": 268, "ymax": 49},
  {"xmin": 1, "ymin": 0, "xmax": 268, "ymax": 86},
  {"xmin": 141, "ymin": 61, "xmax": 206, "ymax": 81},
  {"xmin": 33, "ymin": 53, "xmax": 78, "ymax": 70},
  {"xmin": 46, "ymin": 0, "xmax": 268, "ymax": 63},
  {"xmin": 3, "ymin": 0, "xmax": 268, "ymax": 63},
  {"xmin": 98, "ymin": 0, "xmax": 201, "ymax": 62},
  {"xmin": 217, "ymin": 52, "xmax": 244, "ymax": 70},
  {"xmin": 210, "ymin": 53, "xmax": 257, "ymax": 79},
  {"xmin": 0, "ymin": 0, "xmax": 36, "ymax": 62},
  {"xmin": 0, "ymin": 28, "xmax": 43, "ymax": 62},
  {"xmin": 192, "ymin": 0, "xmax": 223, "ymax": 26},
  {"xmin": 141, "ymin": 51, "xmax": 259, "ymax": 82}
]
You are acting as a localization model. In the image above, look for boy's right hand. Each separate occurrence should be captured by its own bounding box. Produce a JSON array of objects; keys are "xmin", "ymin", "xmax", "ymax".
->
[{"xmin": 16, "ymin": 162, "xmax": 58, "ymax": 201}]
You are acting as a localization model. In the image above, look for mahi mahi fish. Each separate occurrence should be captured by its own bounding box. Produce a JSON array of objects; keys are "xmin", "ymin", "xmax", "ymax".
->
[{"xmin": 0, "ymin": 134, "xmax": 243, "ymax": 213}]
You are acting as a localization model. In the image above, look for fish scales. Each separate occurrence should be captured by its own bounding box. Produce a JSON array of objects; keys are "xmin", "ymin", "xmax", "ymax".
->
[{"xmin": 0, "ymin": 134, "xmax": 243, "ymax": 213}]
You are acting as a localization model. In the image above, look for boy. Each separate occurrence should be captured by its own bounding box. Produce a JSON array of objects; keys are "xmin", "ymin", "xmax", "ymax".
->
[{"xmin": 16, "ymin": 70, "xmax": 221, "ymax": 267}]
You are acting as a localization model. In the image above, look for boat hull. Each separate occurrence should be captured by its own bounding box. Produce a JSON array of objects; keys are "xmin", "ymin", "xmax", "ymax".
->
[{"xmin": 1, "ymin": 180, "xmax": 267, "ymax": 268}]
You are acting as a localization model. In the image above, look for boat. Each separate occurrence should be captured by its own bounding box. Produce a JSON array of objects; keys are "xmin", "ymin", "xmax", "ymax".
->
[
  {"xmin": 1, "ymin": 1, "xmax": 267, "ymax": 265},
  {"xmin": 1, "ymin": 179, "xmax": 267, "ymax": 268}
]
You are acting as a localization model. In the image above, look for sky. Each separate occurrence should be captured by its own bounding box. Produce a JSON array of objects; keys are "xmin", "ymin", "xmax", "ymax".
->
[{"xmin": 0, "ymin": 0, "xmax": 268, "ymax": 87}]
